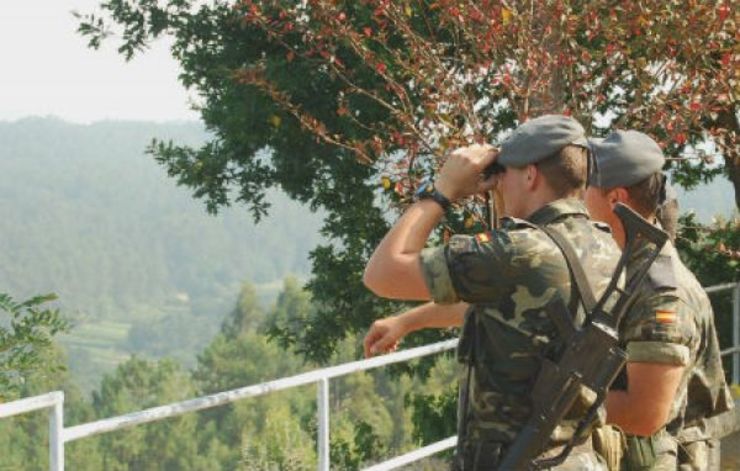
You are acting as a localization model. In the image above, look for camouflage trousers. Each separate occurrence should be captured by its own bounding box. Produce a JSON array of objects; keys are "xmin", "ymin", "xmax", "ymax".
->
[
  {"xmin": 621, "ymin": 431, "xmax": 678, "ymax": 471},
  {"xmin": 543, "ymin": 438, "xmax": 607, "ymax": 471},
  {"xmin": 452, "ymin": 438, "xmax": 605, "ymax": 470},
  {"xmin": 621, "ymin": 450, "xmax": 677, "ymax": 471},
  {"xmin": 677, "ymin": 438, "xmax": 720, "ymax": 471},
  {"xmin": 618, "ymin": 438, "xmax": 720, "ymax": 470}
]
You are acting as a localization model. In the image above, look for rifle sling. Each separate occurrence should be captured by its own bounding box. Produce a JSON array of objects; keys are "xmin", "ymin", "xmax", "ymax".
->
[{"xmin": 538, "ymin": 224, "xmax": 598, "ymax": 323}]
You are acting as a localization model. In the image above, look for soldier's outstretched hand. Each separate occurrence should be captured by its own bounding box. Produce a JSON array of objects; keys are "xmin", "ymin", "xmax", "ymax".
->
[{"xmin": 363, "ymin": 316, "xmax": 407, "ymax": 357}]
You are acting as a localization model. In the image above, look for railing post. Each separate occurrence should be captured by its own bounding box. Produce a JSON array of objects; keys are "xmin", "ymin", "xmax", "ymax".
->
[
  {"xmin": 733, "ymin": 283, "xmax": 740, "ymax": 385},
  {"xmin": 49, "ymin": 391, "xmax": 64, "ymax": 471},
  {"xmin": 317, "ymin": 378, "xmax": 330, "ymax": 471}
]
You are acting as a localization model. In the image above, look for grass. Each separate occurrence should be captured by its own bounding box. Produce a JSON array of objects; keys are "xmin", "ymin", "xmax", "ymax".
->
[{"xmin": 62, "ymin": 320, "xmax": 130, "ymax": 349}]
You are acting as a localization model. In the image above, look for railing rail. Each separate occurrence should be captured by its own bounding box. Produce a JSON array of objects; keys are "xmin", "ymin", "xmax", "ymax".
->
[
  {"xmin": 1, "ymin": 282, "xmax": 738, "ymax": 471},
  {"xmin": 0, "ymin": 391, "xmax": 65, "ymax": 469}
]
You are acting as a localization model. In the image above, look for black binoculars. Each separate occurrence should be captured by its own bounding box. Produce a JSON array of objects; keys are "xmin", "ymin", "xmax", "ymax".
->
[{"xmin": 482, "ymin": 162, "xmax": 506, "ymax": 179}]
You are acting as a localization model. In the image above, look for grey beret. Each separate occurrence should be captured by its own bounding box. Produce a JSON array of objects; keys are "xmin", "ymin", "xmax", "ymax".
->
[
  {"xmin": 589, "ymin": 130, "xmax": 665, "ymax": 188},
  {"xmin": 497, "ymin": 114, "xmax": 589, "ymax": 167}
]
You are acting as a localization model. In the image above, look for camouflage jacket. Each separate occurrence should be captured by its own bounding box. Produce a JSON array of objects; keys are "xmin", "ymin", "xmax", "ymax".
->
[
  {"xmin": 614, "ymin": 239, "xmax": 733, "ymax": 465},
  {"xmin": 420, "ymin": 198, "xmax": 622, "ymax": 460}
]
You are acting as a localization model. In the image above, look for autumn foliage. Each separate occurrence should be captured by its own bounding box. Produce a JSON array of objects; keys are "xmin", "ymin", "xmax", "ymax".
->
[
  {"xmin": 239, "ymin": 0, "xmax": 738, "ymax": 205},
  {"xmin": 77, "ymin": 0, "xmax": 738, "ymax": 361}
]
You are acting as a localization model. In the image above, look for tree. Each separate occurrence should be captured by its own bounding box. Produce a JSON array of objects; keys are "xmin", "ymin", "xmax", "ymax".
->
[
  {"xmin": 77, "ymin": 1, "xmax": 737, "ymax": 360},
  {"xmin": 0, "ymin": 293, "xmax": 69, "ymax": 400},
  {"xmin": 192, "ymin": 281, "xmax": 318, "ymax": 468},
  {"xmin": 675, "ymin": 214, "xmax": 740, "ymax": 375},
  {"xmin": 0, "ymin": 342, "xmax": 102, "ymax": 470},
  {"xmin": 90, "ymin": 357, "xmax": 216, "ymax": 470},
  {"xmin": 220, "ymin": 282, "xmax": 266, "ymax": 338}
]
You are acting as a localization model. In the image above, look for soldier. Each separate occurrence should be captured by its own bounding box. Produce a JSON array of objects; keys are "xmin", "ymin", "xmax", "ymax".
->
[
  {"xmin": 363, "ymin": 115, "xmax": 622, "ymax": 469},
  {"xmin": 585, "ymin": 130, "xmax": 733, "ymax": 470}
]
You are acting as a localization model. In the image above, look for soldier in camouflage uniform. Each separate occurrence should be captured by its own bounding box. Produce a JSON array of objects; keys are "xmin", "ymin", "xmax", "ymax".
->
[
  {"xmin": 363, "ymin": 115, "xmax": 623, "ymax": 470},
  {"xmin": 585, "ymin": 131, "xmax": 733, "ymax": 470}
]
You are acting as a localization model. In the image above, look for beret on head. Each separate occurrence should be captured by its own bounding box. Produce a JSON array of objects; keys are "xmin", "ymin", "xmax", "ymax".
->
[
  {"xmin": 589, "ymin": 130, "xmax": 665, "ymax": 188},
  {"xmin": 497, "ymin": 114, "xmax": 589, "ymax": 167}
]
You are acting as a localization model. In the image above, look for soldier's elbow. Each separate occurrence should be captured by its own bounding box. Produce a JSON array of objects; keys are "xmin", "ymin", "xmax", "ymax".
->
[
  {"xmin": 363, "ymin": 262, "xmax": 392, "ymax": 297},
  {"xmin": 363, "ymin": 267, "xmax": 383, "ymax": 296}
]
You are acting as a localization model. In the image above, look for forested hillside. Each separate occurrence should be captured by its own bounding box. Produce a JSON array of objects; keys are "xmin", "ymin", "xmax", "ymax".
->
[
  {"xmin": 0, "ymin": 117, "xmax": 324, "ymax": 389},
  {"xmin": 0, "ymin": 279, "xmax": 457, "ymax": 469}
]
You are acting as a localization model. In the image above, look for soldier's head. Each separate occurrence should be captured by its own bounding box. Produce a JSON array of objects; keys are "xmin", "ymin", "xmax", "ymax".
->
[
  {"xmin": 495, "ymin": 114, "xmax": 590, "ymax": 218},
  {"xmin": 585, "ymin": 130, "xmax": 672, "ymax": 246}
]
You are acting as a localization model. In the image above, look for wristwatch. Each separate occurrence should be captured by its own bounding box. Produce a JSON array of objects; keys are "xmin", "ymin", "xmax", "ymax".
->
[{"xmin": 415, "ymin": 180, "xmax": 451, "ymax": 211}]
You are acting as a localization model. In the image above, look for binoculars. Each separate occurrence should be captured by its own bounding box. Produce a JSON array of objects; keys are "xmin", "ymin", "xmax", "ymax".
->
[{"xmin": 482, "ymin": 161, "xmax": 506, "ymax": 179}]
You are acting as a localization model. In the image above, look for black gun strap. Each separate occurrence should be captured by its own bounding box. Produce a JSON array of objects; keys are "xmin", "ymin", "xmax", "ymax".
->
[{"xmin": 539, "ymin": 225, "xmax": 598, "ymax": 318}]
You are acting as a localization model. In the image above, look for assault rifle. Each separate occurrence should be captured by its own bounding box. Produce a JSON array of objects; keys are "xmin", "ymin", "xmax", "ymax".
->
[{"xmin": 498, "ymin": 203, "xmax": 669, "ymax": 470}]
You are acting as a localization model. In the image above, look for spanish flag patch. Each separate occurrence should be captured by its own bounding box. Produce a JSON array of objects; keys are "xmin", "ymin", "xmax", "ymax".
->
[
  {"xmin": 655, "ymin": 310, "xmax": 677, "ymax": 324},
  {"xmin": 476, "ymin": 232, "xmax": 491, "ymax": 244}
]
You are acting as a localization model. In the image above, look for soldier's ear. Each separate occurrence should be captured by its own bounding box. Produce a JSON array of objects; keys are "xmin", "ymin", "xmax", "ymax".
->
[
  {"xmin": 525, "ymin": 164, "xmax": 538, "ymax": 190},
  {"xmin": 610, "ymin": 187, "xmax": 629, "ymax": 205}
]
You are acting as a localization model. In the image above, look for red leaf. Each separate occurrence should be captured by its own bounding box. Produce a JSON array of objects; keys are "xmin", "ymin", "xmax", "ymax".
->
[
  {"xmin": 363, "ymin": 27, "xmax": 373, "ymax": 37},
  {"xmin": 376, "ymin": 62, "xmax": 387, "ymax": 74},
  {"xmin": 718, "ymin": 4, "xmax": 730, "ymax": 22},
  {"xmin": 675, "ymin": 133, "xmax": 687, "ymax": 145},
  {"xmin": 721, "ymin": 52, "xmax": 731, "ymax": 67}
]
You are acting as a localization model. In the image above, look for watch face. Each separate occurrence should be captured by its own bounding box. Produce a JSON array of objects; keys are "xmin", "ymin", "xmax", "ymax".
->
[{"xmin": 415, "ymin": 181, "xmax": 434, "ymax": 199}]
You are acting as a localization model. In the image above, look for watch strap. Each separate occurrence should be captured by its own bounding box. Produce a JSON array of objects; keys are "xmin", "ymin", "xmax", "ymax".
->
[{"xmin": 417, "ymin": 183, "xmax": 451, "ymax": 211}]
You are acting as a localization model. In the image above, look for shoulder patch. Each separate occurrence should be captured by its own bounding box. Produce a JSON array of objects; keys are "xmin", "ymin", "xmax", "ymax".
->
[
  {"xmin": 475, "ymin": 232, "xmax": 492, "ymax": 244},
  {"xmin": 647, "ymin": 254, "xmax": 677, "ymax": 290},
  {"xmin": 655, "ymin": 309, "xmax": 677, "ymax": 324}
]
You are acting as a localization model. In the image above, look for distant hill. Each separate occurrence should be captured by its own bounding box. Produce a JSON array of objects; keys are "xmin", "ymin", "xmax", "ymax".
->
[{"xmin": 0, "ymin": 117, "xmax": 324, "ymax": 390}]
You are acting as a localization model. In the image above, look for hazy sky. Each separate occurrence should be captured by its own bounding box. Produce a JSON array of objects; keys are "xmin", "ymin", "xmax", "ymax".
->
[{"xmin": 0, "ymin": 1, "xmax": 198, "ymax": 123}]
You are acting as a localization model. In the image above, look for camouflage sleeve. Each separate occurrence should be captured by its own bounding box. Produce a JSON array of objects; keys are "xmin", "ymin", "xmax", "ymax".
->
[
  {"xmin": 419, "ymin": 229, "xmax": 520, "ymax": 305},
  {"xmin": 419, "ymin": 245, "xmax": 459, "ymax": 304},
  {"xmin": 622, "ymin": 293, "xmax": 693, "ymax": 366}
]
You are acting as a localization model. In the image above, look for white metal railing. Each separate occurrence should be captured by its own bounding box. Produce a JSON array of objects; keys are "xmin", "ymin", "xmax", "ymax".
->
[
  {"xmin": 0, "ymin": 391, "xmax": 64, "ymax": 469},
  {"xmin": 707, "ymin": 282, "xmax": 740, "ymax": 384},
  {"xmin": 0, "ymin": 339, "xmax": 459, "ymax": 471},
  {"xmin": 1, "ymin": 282, "xmax": 738, "ymax": 471}
]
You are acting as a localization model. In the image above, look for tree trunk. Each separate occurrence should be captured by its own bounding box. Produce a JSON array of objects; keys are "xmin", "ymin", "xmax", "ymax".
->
[{"xmin": 714, "ymin": 107, "xmax": 740, "ymax": 211}]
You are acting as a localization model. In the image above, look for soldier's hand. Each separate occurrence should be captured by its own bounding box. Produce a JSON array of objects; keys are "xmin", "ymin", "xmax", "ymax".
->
[
  {"xmin": 363, "ymin": 316, "xmax": 408, "ymax": 357},
  {"xmin": 435, "ymin": 144, "xmax": 499, "ymax": 201}
]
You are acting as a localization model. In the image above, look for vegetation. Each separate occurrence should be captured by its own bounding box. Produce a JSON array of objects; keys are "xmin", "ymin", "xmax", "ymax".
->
[
  {"xmin": 0, "ymin": 0, "xmax": 737, "ymax": 467},
  {"xmin": 0, "ymin": 118, "xmax": 324, "ymax": 390},
  {"xmin": 675, "ymin": 214, "xmax": 740, "ymax": 376},
  {"xmin": 0, "ymin": 278, "xmax": 458, "ymax": 469},
  {"xmin": 76, "ymin": 0, "xmax": 738, "ymax": 363},
  {"xmin": 0, "ymin": 293, "xmax": 69, "ymax": 401}
]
